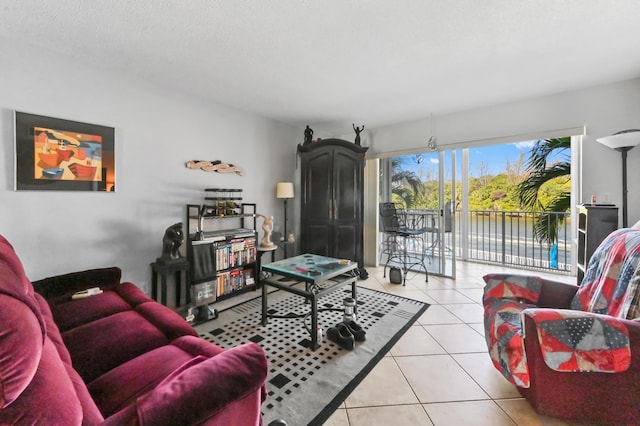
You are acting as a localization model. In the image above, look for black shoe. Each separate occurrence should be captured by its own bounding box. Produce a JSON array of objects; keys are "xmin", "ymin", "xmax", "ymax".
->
[
  {"xmin": 327, "ymin": 323, "xmax": 355, "ymax": 350},
  {"xmin": 344, "ymin": 320, "xmax": 366, "ymax": 342}
]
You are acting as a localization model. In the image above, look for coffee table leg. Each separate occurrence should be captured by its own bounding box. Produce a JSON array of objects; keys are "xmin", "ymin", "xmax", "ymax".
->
[
  {"xmin": 261, "ymin": 280, "xmax": 268, "ymax": 326},
  {"xmin": 351, "ymin": 280, "xmax": 358, "ymax": 316},
  {"xmin": 311, "ymin": 294, "xmax": 319, "ymax": 350}
]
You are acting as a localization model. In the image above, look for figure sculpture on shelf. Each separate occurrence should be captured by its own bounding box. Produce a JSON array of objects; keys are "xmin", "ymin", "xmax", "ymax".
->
[
  {"xmin": 257, "ymin": 214, "xmax": 276, "ymax": 249},
  {"xmin": 303, "ymin": 125, "xmax": 314, "ymax": 145},
  {"xmin": 159, "ymin": 222, "xmax": 184, "ymax": 263},
  {"xmin": 353, "ymin": 124, "xmax": 365, "ymax": 146}
]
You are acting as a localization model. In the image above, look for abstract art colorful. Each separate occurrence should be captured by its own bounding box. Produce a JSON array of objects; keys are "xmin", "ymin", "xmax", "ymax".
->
[{"xmin": 15, "ymin": 112, "xmax": 115, "ymax": 191}]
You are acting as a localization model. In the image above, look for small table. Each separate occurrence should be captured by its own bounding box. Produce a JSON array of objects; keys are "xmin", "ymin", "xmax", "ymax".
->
[
  {"xmin": 261, "ymin": 253, "xmax": 358, "ymax": 350},
  {"xmin": 150, "ymin": 258, "xmax": 190, "ymax": 307},
  {"xmin": 256, "ymin": 245, "xmax": 277, "ymax": 285}
]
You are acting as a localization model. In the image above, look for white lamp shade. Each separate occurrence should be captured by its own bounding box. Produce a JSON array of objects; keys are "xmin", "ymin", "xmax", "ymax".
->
[
  {"xmin": 596, "ymin": 129, "xmax": 640, "ymax": 150},
  {"xmin": 276, "ymin": 182, "xmax": 294, "ymax": 199}
]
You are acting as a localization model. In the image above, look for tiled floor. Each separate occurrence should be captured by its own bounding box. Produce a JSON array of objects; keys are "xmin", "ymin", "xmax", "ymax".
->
[{"xmin": 320, "ymin": 262, "xmax": 590, "ymax": 426}]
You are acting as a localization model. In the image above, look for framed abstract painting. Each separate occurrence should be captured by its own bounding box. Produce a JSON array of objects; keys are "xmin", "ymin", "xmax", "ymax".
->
[{"xmin": 14, "ymin": 111, "xmax": 115, "ymax": 191}]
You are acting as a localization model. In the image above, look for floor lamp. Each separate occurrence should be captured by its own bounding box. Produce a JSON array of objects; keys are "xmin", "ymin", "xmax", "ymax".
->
[
  {"xmin": 276, "ymin": 182, "xmax": 294, "ymax": 257},
  {"xmin": 596, "ymin": 129, "xmax": 640, "ymax": 228}
]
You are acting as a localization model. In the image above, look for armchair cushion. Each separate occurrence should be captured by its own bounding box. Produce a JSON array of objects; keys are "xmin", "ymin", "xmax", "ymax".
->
[
  {"xmin": 482, "ymin": 273, "xmax": 576, "ymax": 387},
  {"xmin": 483, "ymin": 297, "xmax": 536, "ymax": 387},
  {"xmin": 571, "ymin": 228, "xmax": 640, "ymax": 318},
  {"xmin": 483, "ymin": 273, "xmax": 543, "ymax": 304},
  {"xmin": 523, "ymin": 308, "xmax": 631, "ymax": 373}
]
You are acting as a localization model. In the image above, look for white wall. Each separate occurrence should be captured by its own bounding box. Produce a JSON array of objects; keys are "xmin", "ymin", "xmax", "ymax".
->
[
  {"xmin": 341, "ymin": 78, "xmax": 640, "ymax": 225},
  {"xmin": 0, "ymin": 38, "xmax": 298, "ymax": 291}
]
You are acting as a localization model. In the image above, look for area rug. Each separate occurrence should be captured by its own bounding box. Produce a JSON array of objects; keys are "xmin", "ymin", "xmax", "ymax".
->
[{"xmin": 194, "ymin": 284, "xmax": 429, "ymax": 425}]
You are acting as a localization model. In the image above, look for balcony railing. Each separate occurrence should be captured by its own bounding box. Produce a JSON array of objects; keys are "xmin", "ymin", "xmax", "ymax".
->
[
  {"xmin": 461, "ymin": 209, "xmax": 572, "ymax": 273},
  {"xmin": 394, "ymin": 209, "xmax": 572, "ymax": 273}
]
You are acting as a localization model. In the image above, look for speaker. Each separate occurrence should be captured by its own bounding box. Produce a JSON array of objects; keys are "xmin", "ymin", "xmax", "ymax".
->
[{"xmin": 389, "ymin": 267, "xmax": 403, "ymax": 284}]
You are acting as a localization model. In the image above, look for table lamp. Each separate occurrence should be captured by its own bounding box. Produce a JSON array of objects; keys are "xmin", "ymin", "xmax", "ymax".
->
[{"xmin": 596, "ymin": 129, "xmax": 640, "ymax": 227}]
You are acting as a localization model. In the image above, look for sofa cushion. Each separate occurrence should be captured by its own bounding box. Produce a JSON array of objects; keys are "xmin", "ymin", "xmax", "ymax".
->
[
  {"xmin": 62, "ymin": 309, "xmax": 173, "ymax": 383},
  {"xmin": 50, "ymin": 290, "xmax": 132, "ymax": 332},
  {"xmin": 137, "ymin": 342, "xmax": 268, "ymax": 426},
  {"xmin": 0, "ymin": 293, "xmax": 43, "ymax": 408},
  {"xmin": 88, "ymin": 341, "xmax": 208, "ymax": 417},
  {"xmin": 0, "ymin": 236, "xmax": 47, "ymax": 408},
  {"xmin": 0, "ymin": 337, "xmax": 84, "ymax": 425},
  {"xmin": 0, "ymin": 236, "xmax": 46, "ymax": 339},
  {"xmin": 36, "ymin": 293, "xmax": 73, "ymax": 365},
  {"xmin": 32, "ymin": 266, "xmax": 122, "ymax": 305}
]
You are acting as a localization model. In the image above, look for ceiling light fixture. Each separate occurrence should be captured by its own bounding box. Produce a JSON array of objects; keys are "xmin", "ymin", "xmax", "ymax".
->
[{"xmin": 427, "ymin": 114, "xmax": 437, "ymax": 150}]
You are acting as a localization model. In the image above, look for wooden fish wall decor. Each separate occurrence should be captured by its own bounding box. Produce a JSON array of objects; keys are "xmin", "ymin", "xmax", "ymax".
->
[{"xmin": 185, "ymin": 160, "xmax": 243, "ymax": 176}]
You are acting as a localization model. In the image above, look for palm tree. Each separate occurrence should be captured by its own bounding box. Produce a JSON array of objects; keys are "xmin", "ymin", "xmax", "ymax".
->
[
  {"xmin": 390, "ymin": 158, "xmax": 424, "ymax": 208},
  {"xmin": 517, "ymin": 137, "xmax": 571, "ymax": 244}
]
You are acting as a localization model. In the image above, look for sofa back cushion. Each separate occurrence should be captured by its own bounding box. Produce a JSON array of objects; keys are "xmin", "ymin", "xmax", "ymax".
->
[
  {"xmin": 571, "ymin": 228, "xmax": 640, "ymax": 318},
  {"xmin": 0, "ymin": 337, "xmax": 84, "ymax": 425},
  {"xmin": 0, "ymin": 293, "xmax": 44, "ymax": 408},
  {"xmin": 0, "ymin": 235, "xmax": 46, "ymax": 408}
]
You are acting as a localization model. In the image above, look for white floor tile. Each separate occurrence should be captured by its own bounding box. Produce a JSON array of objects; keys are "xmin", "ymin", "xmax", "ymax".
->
[
  {"xmin": 424, "ymin": 323, "xmax": 487, "ymax": 353},
  {"xmin": 396, "ymin": 354, "xmax": 489, "ymax": 403},
  {"xmin": 329, "ymin": 263, "xmax": 583, "ymax": 425}
]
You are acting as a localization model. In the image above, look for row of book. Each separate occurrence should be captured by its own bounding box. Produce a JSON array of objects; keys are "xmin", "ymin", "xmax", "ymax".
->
[
  {"xmin": 216, "ymin": 237, "xmax": 256, "ymax": 270},
  {"xmin": 217, "ymin": 268, "xmax": 255, "ymax": 297}
]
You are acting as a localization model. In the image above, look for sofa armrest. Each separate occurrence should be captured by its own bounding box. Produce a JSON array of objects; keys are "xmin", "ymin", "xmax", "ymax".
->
[
  {"xmin": 32, "ymin": 267, "xmax": 122, "ymax": 302},
  {"xmin": 520, "ymin": 309, "xmax": 640, "ymax": 422},
  {"xmin": 483, "ymin": 273, "xmax": 577, "ymax": 308},
  {"xmin": 523, "ymin": 308, "xmax": 632, "ymax": 373},
  {"xmin": 108, "ymin": 342, "xmax": 268, "ymax": 426},
  {"xmin": 483, "ymin": 273, "xmax": 544, "ymax": 304}
]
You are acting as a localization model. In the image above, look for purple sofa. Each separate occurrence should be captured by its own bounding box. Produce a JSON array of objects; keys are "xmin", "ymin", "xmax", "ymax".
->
[{"xmin": 0, "ymin": 235, "xmax": 269, "ymax": 425}]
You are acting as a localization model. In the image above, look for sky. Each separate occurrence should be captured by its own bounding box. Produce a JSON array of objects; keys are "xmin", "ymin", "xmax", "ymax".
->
[{"xmin": 403, "ymin": 140, "xmax": 569, "ymax": 180}]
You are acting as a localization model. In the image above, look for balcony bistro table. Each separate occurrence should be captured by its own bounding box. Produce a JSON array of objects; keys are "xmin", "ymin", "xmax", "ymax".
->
[{"xmin": 261, "ymin": 253, "xmax": 358, "ymax": 350}]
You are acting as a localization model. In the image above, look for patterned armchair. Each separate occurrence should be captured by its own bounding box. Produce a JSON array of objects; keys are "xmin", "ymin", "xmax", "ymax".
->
[{"xmin": 483, "ymin": 228, "xmax": 640, "ymax": 425}]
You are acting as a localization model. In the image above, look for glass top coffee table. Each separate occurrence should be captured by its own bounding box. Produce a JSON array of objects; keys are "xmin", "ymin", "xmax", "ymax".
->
[{"xmin": 261, "ymin": 253, "xmax": 359, "ymax": 350}]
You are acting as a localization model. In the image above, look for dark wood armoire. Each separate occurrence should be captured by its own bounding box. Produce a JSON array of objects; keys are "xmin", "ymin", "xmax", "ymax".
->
[{"xmin": 297, "ymin": 138, "xmax": 368, "ymax": 278}]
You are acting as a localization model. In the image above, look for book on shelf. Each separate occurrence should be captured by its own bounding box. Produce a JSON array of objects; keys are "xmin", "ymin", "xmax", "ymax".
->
[
  {"xmin": 215, "ymin": 237, "xmax": 256, "ymax": 270},
  {"xmin": 216, "ymin": 267, "xmax": 255, "ymax": 297}
]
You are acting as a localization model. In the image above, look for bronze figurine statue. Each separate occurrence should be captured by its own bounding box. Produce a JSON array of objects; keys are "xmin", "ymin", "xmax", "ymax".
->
[
  {"xmin": 160, "ymin": 222, "xmax": 184, "ymax": 262},
  {"xmin": 304, "ymin": 125, "xmax": 314, "ymax": 145},
  {"xmin": 353, "ymin": 124, "xmax": 365, "ymax": 146}
]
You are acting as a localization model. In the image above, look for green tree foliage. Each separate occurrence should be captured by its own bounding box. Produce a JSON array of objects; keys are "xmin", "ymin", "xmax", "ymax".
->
[
  {"xmin": 388, "ymin": 140, "xmax": 570, "ymax": 238},
  {"xmin": 517, "ymin": 137, "xmax": 571, "ymax": 244},
  {"xmin": 390, "ymin": 158, "xmax": 424, "ymax": 208}
]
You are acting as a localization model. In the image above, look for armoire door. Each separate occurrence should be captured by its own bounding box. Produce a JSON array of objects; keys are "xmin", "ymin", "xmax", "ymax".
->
[
  {"xmin": 301, "ymin": 147, "xmax": 333, "ymax": 256},
  {"xmin": 332, "ymin": 147, "xmax": 361, "ymax": 262}
]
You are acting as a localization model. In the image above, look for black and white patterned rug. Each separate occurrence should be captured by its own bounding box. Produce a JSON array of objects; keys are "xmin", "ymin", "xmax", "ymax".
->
[{"xmin": 195, "ymin": 284, "xmax": 429, "ymax": 426}]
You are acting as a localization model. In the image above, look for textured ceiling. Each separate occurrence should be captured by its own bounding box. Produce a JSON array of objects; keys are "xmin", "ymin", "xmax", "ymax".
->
[{"xmin": 2, "ymin": 0, "xmax": 640, "ymax": 132}]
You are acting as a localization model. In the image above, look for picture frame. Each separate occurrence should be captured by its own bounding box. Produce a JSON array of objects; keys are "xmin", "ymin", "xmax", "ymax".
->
[{"xmin": 14, "ymin": 111, "xmax": 115, "ymax": 191}]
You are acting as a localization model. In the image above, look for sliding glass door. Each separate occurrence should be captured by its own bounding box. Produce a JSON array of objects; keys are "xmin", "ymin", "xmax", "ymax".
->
[{"xmin": 378, "ymin": 150, "xmax": 457, "ymax": 278}]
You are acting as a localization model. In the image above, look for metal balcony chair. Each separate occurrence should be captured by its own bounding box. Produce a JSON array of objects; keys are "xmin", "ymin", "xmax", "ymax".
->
[{"xmin": 379, "ymin": 202, "xmax": 429, "ymax": 285}]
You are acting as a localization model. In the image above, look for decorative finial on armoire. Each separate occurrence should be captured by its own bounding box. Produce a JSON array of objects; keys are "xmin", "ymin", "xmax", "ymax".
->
[
  {"xmin": 303, "ymin": 125, "xmax": 314, "ymax": 145},
  {"xmin": 353, "ymin": 124, "xmax": 365, "ymax": 146}
]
